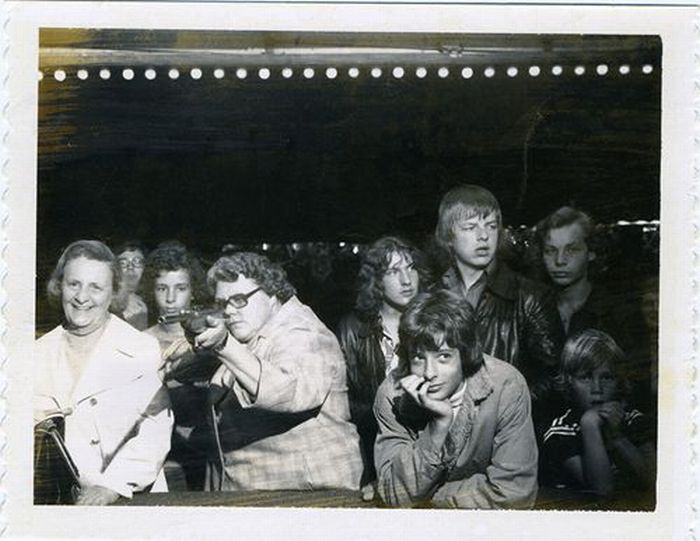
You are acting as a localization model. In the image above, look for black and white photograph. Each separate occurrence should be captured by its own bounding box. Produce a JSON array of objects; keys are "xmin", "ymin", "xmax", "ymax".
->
[{"xmin": 3, "ymin": 3, "xmax": 695, "ymax": 540}]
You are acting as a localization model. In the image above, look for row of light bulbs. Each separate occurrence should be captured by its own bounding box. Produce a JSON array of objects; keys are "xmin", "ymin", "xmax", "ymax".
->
[{"xmin": 39, "ymin": 63, "xmax": 655, "ymax": 82}]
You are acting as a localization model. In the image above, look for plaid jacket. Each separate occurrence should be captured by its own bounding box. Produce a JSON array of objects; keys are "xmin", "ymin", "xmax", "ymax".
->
[{"xmin": 206, "ymin": 296, "xmax": 363, "ymax": 491}]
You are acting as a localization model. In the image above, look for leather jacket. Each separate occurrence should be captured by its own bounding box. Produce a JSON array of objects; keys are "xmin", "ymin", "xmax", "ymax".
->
[
  {"xmin": 336, "ymin": 312, "xmax": 387, "ymax": 485},
  {"xmin": 441, "ymin": 263, "xmax": 564, "ymax": 399}
]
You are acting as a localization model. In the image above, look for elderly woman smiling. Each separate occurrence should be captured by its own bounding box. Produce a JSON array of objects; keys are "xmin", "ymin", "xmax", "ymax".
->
[{"xmin": 34, "ymin": 240, "xmax": 173, "ymax": 505}]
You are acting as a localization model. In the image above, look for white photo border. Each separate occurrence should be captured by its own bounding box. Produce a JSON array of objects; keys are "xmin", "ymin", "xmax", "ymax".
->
[{"xmin": 3, "ymin": 3, "xmax": 696, "ymax": 539}]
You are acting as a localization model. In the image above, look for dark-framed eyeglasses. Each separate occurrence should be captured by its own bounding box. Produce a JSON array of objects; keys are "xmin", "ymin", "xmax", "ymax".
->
[
  {"xmin": 215, "ymin": 287, "xmax": 262, "ymax": 310},
  {"xmin": 117, "ymin": 257, "xmax": 145, "ymax": 269}
]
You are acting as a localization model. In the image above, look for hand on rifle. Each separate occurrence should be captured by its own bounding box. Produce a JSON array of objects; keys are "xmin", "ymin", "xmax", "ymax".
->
[{"xmin": 192, "ymin": 315, "xmax": 229, "ymax": 353}]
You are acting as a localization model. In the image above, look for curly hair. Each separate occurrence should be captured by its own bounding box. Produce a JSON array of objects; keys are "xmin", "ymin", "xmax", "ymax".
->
[
  {"xmin": 395, "ymin": 290, "xmax": 484, "ymax": 379},
  {"xmin": 354, "ymin": 236, "xmax": 431, "ymax": 319},
  {"xmin": 46, "ymin": 240, "xmax": 121, "ymax": 307},
  {"xmin": 141, "ymin": 241, "xmax": 210, "ymax": 313},
  {"xmin": 560, "ymin": 329, "xmax": 631, "ymax": 397},
  {"xmin": 435, "ymin": 184, "xmax": 503, "ymax": 254},
  {"xmin": 207, "ymin": 252, "xmax": 296, "ymax": 303}
]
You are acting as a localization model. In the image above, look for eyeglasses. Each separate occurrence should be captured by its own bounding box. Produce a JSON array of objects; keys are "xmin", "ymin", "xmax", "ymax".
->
[
  {"xmin": 118, "ymin": 257, "xmax": 145, "ymax": 269},
  {"xmin": 215, "ymin": 287, "xmax": 262, "ymax": 310}
]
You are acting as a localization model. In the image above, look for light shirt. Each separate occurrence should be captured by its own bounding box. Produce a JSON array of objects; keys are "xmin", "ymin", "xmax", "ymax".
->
[
  {"xmin": 448, "ymin": 380, "xmax": 468, "ymax": 422},
  {"xmin": 380, "ymin": 325, "xmax": 400, "ymax": 375},
  {"xmin": 62, "ymin": 324, "xmax": 107, "ymax": 395}
]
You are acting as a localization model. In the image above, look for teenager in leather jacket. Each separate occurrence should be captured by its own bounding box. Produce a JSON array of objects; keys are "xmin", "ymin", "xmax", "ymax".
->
[{"xmin": 435, "ymin": 185, "xmax": 564, "ymax": 401}]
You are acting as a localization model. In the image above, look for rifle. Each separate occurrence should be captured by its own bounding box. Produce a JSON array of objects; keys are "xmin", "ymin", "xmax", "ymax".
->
[
  {"xmin": 158, "ymin": 306, "xmax": 224, "ymax": 335},
  {"xmin": 158, "ymin": 307, "xmax": 225, "ymax": 382}
]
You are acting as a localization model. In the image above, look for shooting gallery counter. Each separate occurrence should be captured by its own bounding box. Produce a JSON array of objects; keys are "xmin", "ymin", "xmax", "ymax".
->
[
  {"xmin": 121, "ymin": 489, "xmax": 376, "ymax": 508},
  {"xmin": 118, "ymin": 487, "xmax": 655, "ymax": 511}
]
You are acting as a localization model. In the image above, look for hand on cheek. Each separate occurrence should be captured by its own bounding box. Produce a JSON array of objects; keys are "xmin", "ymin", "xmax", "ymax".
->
[{"xmin": 399, "ymin": 375, "xmax": 452, "ymax": 420}]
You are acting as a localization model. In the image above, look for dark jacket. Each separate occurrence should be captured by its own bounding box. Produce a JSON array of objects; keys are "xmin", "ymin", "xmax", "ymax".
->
[
  {"xmin": 336, "ymin": 312, "xmax": 387, "ymax": 485},
  {"xmin": 569, "ymin": 284, "xmax": 654, "ymax": 411},
  {"xmin": 568, "ymin": 284, "xmax": 627, "ymax": 338},
  {"xmin": 569, "ymin": 285, "xmax": 650, "ymax": 361},
  {"xmin": 441, "ymin": 263, "xmax": 564, "ymax": 399}
]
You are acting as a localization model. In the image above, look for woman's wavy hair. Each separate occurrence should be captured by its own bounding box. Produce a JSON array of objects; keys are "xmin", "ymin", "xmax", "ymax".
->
[
  {"xmin": 354, "ymin": 236, "xmax": 431, "ymax": 320},
  {"xmin": 395, "ymin": 290, "xmax": 484, "ymax": 379},
  {"xmin": 46, "ymin": 240, "xmax": 121, "ymax": 308},
  {"xmin": 435, "ymin": 184, "xmax": 503, "ymax": 255},
  {"xmin": 142, "ymin": 241, "xmax": 210, "ymax": 314},
  {"xmin": 560, "ymin": 329, "xmax": 631, "ymax": 398},
  {"xmin": 207, "ymin": 252, "xmax": 296, "ymax": 303}
]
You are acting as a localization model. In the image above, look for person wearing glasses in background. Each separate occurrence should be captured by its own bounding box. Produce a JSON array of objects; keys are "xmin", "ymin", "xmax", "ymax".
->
[
  {"xmin": 189, "ymin": 252, "xmax": 363, "ymax": 491},
  {"xmin": 113, "ymin": 241, "xmax": 149, "ymax": 331}
]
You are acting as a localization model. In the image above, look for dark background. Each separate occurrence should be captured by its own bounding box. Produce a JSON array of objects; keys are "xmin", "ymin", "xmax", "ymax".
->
[{"xmin": 36, "ymin": 30, "xmax": 661, "ymax": 332}]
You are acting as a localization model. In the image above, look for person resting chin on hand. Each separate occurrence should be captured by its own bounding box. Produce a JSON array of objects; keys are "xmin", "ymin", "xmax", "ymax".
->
[
  {"xmin": 373, "ymin": 290, "xmax": 538, "ymax": 510},
  {"xmin": 541, "ymin": 330, "xmax": 655, "ymax": 501}
]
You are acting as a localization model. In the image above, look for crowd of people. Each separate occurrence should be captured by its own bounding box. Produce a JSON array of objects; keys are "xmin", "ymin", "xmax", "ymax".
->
[{"xmin": 33, "ymin": 184, "xmax": 657, "ymax": 509}]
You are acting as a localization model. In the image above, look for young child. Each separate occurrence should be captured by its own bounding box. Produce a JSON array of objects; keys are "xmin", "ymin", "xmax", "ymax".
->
[
  {"xmin": 373, "ymin": 289, "xmax": 538, "ymax": 509},
  {"xmin": 541, "ymin": 329, "xmax": 655, "ymax": 499}
]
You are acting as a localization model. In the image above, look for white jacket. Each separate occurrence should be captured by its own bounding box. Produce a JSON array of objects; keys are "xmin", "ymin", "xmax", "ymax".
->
[{"xmin": 35, "ymin": 315, "xmax": 173, "ymax": 498}]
